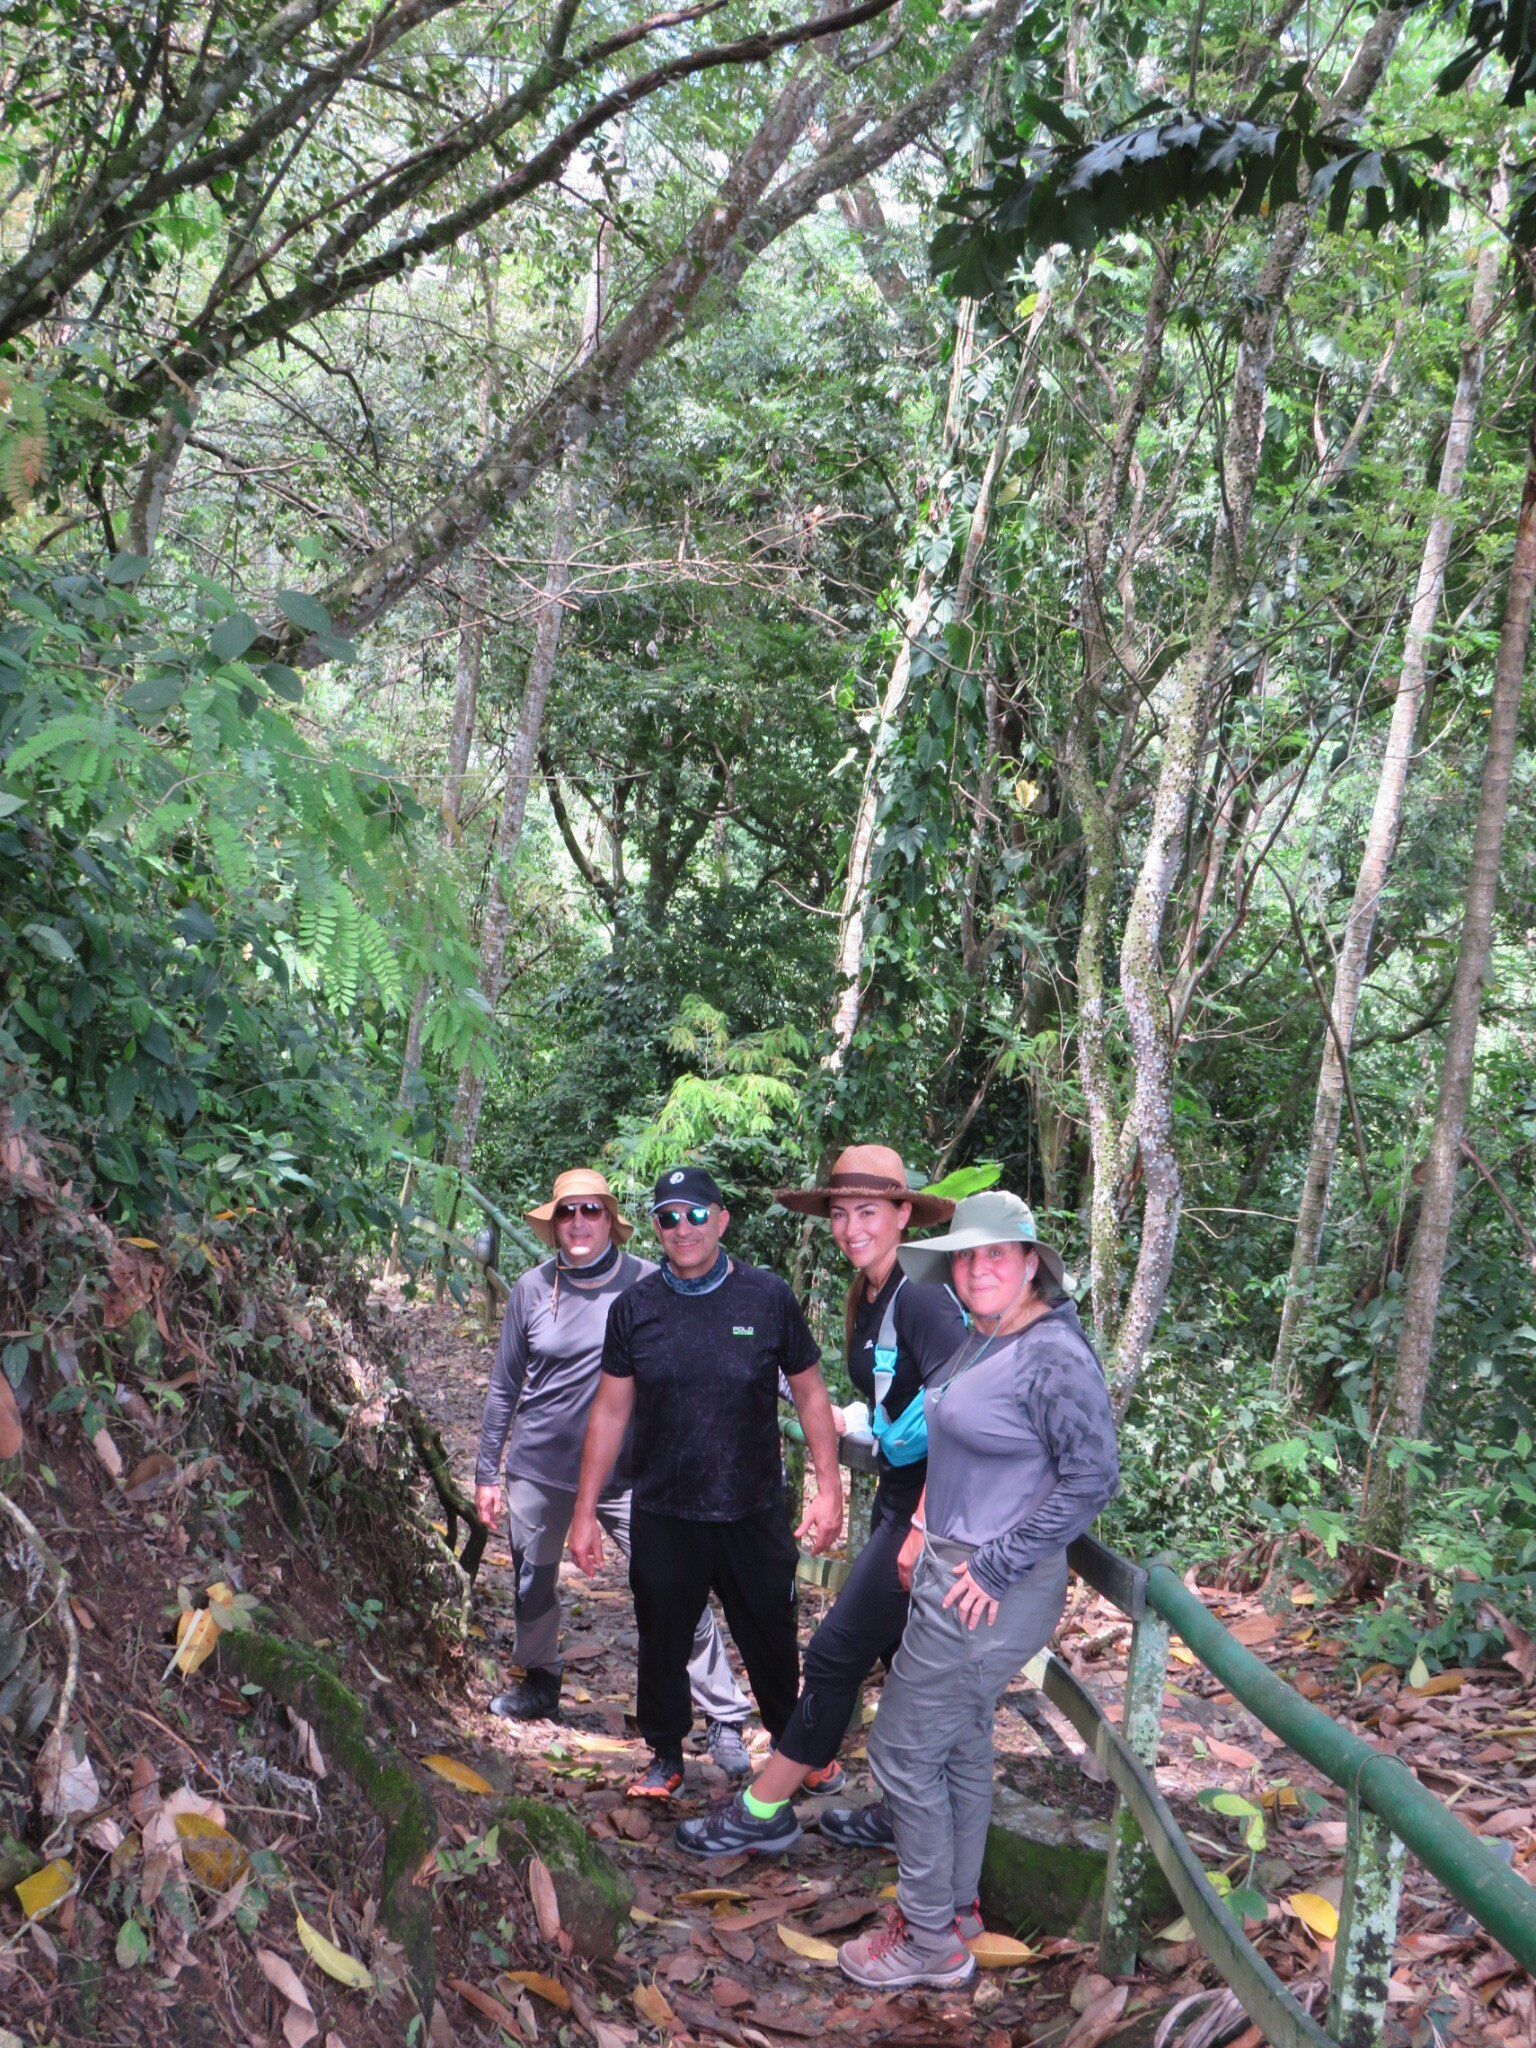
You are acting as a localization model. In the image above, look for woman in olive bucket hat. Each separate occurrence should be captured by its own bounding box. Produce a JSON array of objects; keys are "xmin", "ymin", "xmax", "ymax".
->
[
  {"xmin": 675, "ymin": 1146, "xmax": 966, "ymax": 1862},
  {"xmin": 836, "ymin": 1190, "xmax": 1120, "ymax": 1990}
]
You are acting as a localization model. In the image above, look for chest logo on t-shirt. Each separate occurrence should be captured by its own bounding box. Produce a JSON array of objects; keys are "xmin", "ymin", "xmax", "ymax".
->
[{"xmin": 732, "ymin": 1325, "xmax": 755, "ymax": 1337}]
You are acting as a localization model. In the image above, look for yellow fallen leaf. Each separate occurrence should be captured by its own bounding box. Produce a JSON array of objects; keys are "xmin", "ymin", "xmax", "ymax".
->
[
  {"xmin": 629, "ymin": 1905, "xmax": 659, "ymax": 1924},
  {"xmin": 124, "ymin": 1236, "xmax": 162, "ymax": 1250},
  {"xmin": 1170, "ymin": 1644, "xmax": 1198, "ymax": 1667},
  {"xmin": 1290, "ymin": 1587, "xmax": 1318, "ymax": 1606},
  {"xmin": 1259, "ymin": 1784, "xmax": 1301, "ymax": 1812},
  {"xmin": 171, "ymin": 1605, "xmax": 222, "ymax": 1676},
  {"xmin": 677, "ymin": 1887, "xmax": 754, "ymax": 1906},
  {"xmin": 16, "ymin": 1859, "xmax": 75, "ymax": 1919},
  {"xmin": 297, "ymin": 1908, "xmax": 374, "ymax": 1990},
  {"xmin": 421, "ymin": 1755, "xmax": 496, "ymax": 1796},
  {"xmin": 176, "ymin": 1813, "xmax": 248, "ymax": 1890},
  {"xmin": 501, "ymin": 1971, "xmax": 571, "ymax": 2011},
  {"xmin": 1408, "ymin": 1671, "xmax": 1465, "ymax": 1699},
  {"xmin": 1155, "ymin": 1915, "xmax": 1195, "ymax": 1944},
  {"xmin": 968, "ymin": 1932, "xmax": 1038, "ymax": 1967},
  {"xmin": 1286, "ymin": 1892, "xmax": 1340, "ymax": 1941},
  {"xmin": 878, "ymin": 1883, "xmax": 897, "ymax": 1898},
  {"xmin": 568, "ymin": 1733, "xmax": 631, "ymax": 1757},
  {"xmin": 633, "ymin": 1982, "xmax": 680, "ymax": 2029},
  {"xmin": 775, "ymin": 1925, "xmax": 839, "ymax": 1964}
]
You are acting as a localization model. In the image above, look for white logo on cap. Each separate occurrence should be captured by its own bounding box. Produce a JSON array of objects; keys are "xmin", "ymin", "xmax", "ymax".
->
[{"xmin": 669, "ymin": 1171, "xmax": 685, "ymax": 1185}]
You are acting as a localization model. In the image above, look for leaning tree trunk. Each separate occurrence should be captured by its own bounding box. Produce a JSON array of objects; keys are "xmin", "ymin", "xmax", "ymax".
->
[
  {"xmin": 825, "ymin": 294, "xmax": 980, "ymax": 1071},
  {"xmin": 1108, "ymin": 5, "xmax": 1408, "ymax": 1408},
  {"xmin": 450, "ymin": 204, "xmax": 615, "ymax": 1172},
  {"xmin": 1273, "ymin": 202, "xmax": 1504, "ymax": 1403},
  {"xmin": 1359, "ymin": 378, "xmax": 1536, "ymax": 1554}
]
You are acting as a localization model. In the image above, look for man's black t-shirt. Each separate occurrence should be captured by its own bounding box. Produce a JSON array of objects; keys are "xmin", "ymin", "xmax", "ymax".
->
[
  {"xmin": 600, "ymin": 1260, "xmax": 822, "ymax": 1520},
  {"xmin": 847, "ymin": 1269, "xmax": 967, "ymax": 1512}
]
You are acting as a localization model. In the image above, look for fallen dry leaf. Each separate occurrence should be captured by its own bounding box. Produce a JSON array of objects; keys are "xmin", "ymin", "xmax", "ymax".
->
[
  {"xmin": 1206, "ymin": 1739, "xmax": 1259, "ymax": 1769},
  {"xmin": 448, "ymin": 1977, "xmax": 527, "ymax": 2040},
  {"xmin": 422, "ymin": 1755, "xmax": 496, "ymax": 1796},
  {"xmin": 528, "ymin": 1855, "xmax": 561, "ymax": 1942},
  {"xmin": 632, "ymin": 1981, "xmax": 681, "ymax": 2031},
  {"xmin": 711, "ymin": 1978, "xmax": 753, "ymax": 2009},
  {"xmin": 500, "ymin": 1971, "xmax": 570, "ymax": 2011},
  {"xmin": 1286, "ymin": 1893, "xmax": 1341, "ymax": 1941},
  {"xmin": 15, "ymin": 1858, "xmax": 74, "ymax": 1920},
  {"xmin": 969, "ymin": 1932, "xmax": 1038, "ymax": 1968},
  {"xmin": 1062, "ymin": 1983, "xmax": 1129, "ymax": 2048},
  {"xmin": 0, "ymin": 1373, "xmax": 22, "ymax": 1459},
  {"xmin": 34, "ymin": 1727, "xmax": 100, "ymax": 1821},
  {"xmin": 123, "ymin": 1451, "xmax": 179, "ymax": 1501},
  {"xmin": 89, "ymin": 1426, "xmax": 123, "ymax": 1480},
  {"xmin": 774, "ymin": 1924, "xmax": 839, "ymax": 1964},
  {"xmin": 1479, "ymin": 1603, "xmax": 1536, "ymax": 1687}
]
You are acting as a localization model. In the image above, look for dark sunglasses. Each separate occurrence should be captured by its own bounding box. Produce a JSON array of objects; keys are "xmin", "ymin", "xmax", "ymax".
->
[
  {"xmin": 554, "ymin": 1200, "xmax": 608, "ymax": 1220},
  {"xmin": 655, "ymin": 1205, "xmax": 712, "ymax": 1230}
]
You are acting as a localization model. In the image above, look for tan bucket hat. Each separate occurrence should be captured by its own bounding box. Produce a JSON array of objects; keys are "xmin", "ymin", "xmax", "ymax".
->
[
  {"xmin": 525, "ymin": 1168, "xmax": 633, "ymax": 1250},
  {"xmin": 897, "ymin": 1190, "xmax": 1066, "ymax": 1289},
  {"xmin": 774, "ymin": 1144, "xmax": 955, "ymax": 1231}
]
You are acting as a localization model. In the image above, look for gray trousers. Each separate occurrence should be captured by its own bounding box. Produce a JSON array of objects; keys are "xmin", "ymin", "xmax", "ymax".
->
[
  {"xmin": 504, "ymin": 1475, "xmax": 751, "ymax": 1725},
  {"xmin": 868, "ymin": 1534, "xmax": 1068, "ymax": 1933}
]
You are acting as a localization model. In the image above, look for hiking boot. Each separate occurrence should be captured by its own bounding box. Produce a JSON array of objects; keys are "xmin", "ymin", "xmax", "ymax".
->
[
  {"xmin": 838, "ymin": 1907, "xmax": 975, "ymax": 1989},
  {"xmin": 957, "ymin": 1898, "xmax": 984, "ymax": 1942},
  {"xmin": 626, "ymin": 1751, "xmax": 685, "ymax": 1800},
  {"xmin": 705, "ymin": 1719, "xmax": 753, "ymax": 1781},
  {"xmin": 489, "ymin": 1670, "xmax": 561, "ymax": 1722},
  {"xmin": 818, "ymin": 1796, "xmax": 896, "ymax": 1848},
  {"xmin": 675, "ymin": 1791, "xmax": 801, "ymax": 1859},
  {"xmin": 801, "ymin": 1760, "xmax": 846, "ymax": 1796}
]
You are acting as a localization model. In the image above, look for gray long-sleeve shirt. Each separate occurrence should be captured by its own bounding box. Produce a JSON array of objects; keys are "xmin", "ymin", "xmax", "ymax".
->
[
  {"xmin": 475, "ymin": 1252, "xmax": 656, "ymax": 1492},
  {"xmin": 922, "ymin": 1300, "xmax": 1118, "ymax": 1598}
]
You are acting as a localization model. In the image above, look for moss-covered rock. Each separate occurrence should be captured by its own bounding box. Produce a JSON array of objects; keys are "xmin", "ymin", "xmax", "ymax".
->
[
  {"xmin": 223, "ymin": 1632, "xmax": 438, "ymax": 2014},
  {"xmin": 498, "ymin": 1796, "xmax": 633, "ymax": 1961},
  {"xmin": 981, "ymin": 1787, "xmax": 1174, "ymax": 1940}
]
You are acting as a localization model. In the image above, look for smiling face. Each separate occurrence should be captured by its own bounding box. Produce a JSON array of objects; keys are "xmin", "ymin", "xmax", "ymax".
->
[
  {"xmin": 553, "ymin": 1199, "xmax": 614, "ymax": 1266},
  {"xmin": 654, "ymin": 1201, "xmax": 730, "ymax": 1279},
  {"xmin": 950, "ymin": 1239, "xmax": 1037, "ymax": 1324},
  {"xmin": 828, "ymin": 1196, "xmax": 911, "ymax": 1284}
]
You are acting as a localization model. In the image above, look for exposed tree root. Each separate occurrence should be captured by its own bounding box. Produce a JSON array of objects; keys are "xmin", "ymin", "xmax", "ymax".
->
[{"xmin": 222, "ymin": 1632, "xmax": 439, "ymax": 2016}]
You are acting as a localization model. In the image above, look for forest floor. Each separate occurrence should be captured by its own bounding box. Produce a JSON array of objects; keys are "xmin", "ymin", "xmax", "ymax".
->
[
  {"xmin": 393, "ymin": 1285, "xmax": 1536, "ymax": 2048},
  {"xmin": 4, "ymin": 1276, "xmax": 1532, "ymax": 2048}
]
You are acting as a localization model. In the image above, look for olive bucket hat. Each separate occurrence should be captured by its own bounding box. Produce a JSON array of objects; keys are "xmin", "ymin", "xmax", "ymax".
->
[{"xmin": 896, "ymin": 1190, "xmax": 1066, "ymax": 1290}]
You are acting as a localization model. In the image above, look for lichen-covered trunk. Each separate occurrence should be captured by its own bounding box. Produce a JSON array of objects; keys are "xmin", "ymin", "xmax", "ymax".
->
[
  {"xmin": 1064, "ymin": 243, "xmax": 1173, "ymax": 1350},
  {"xmin": 1360, "ymin": 393, "xmax": 1536, "ymax": 1553},
  {"xmin": 1275, "ymin": 209, "xmax": 1503, "ymax": 1402}
]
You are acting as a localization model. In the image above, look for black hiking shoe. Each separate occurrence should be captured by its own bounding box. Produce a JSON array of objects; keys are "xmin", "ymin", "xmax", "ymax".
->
[
  {"xmin": 705, "ymin": 1719, "xmax": 754, "ymax": 1781},
  {"xmin": 626, "ymin": 1751, "xmax": 685, "ymax": 1800},
  {"xmin": 489, "ymin": 1670, "xmax": 562, "ymax": 1722},
  {"xmin": 818, "ymin": 1796, "xmax": 896, "ymax": 1849},
  {"xmin": 675, "ymin": 1791, "xmax": 802, "ymax": 1859}
]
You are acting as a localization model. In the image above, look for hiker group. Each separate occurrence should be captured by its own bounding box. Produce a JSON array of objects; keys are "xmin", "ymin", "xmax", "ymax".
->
[{"xmin": 474, "ymin": 1146, "xmax": 1120, "ymax": 1991}]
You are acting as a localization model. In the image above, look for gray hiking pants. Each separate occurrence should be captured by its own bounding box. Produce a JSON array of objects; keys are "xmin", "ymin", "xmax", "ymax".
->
[
  {"xmin": 868, "ymin": 1534, "xmax": 1068, "ymax": 1933},
  {"xmin": 504, "ymin": 1476, "xmax": 750, "ymax": 1724}
]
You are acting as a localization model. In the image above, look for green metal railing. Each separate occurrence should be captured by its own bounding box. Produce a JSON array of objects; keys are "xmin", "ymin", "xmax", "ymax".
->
[{"xmin": 785, "ymin": 1430, "xmax": 1536, "ymax": 2048}]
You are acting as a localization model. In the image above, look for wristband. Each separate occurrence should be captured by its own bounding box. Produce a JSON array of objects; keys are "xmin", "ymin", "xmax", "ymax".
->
[{"xmin": 909, "ymin": 1516, "xmax": 925, "ymax": 1533}]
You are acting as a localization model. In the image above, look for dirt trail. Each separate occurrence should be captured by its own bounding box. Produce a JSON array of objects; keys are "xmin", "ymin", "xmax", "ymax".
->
[{"xmin": 392, "ymin": 1286, "xmax": 1536, "ymax": 2046}]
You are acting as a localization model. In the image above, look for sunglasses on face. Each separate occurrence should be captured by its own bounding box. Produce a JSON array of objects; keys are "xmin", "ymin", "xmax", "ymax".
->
[
  {"xmin": 554, "ymin": 1201, "xmax": 608, "ymax": 1221},
  {"xmin": 655, "ymin": 1205, "xmax": 713, "ymax": 1231}
]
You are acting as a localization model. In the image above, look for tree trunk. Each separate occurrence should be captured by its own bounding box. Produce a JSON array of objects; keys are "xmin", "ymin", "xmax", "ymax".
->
[
  {"xmin": 1107, "ymin": 9, "xmax": 1407, "ymax": 1406},
  {"xmin": 1274, "ymin": 202, "xmax": 1504, "ymax": 1401},
  {"xmin": 450, "ymin": 203, "xmax": 614, "ymax": 1172},
  {"xmin": 1359, "ymin": 382, "xmax": 1536, "ymax": 1552},
  {"xmin": 1062, "ymin": 242, "xmax": 1173, "ymax": 1350},
  {"xmin": 825, "ymin": 295, "xmax": 980, "ymax": 1071}
]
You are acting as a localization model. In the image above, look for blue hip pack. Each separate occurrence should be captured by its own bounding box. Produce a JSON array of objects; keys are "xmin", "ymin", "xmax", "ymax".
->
[{"xmin": 869, "ymin": 1276, "xmax": 928, "ymax": 1467}]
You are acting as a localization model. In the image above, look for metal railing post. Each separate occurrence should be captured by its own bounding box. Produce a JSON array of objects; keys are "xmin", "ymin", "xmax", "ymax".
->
[
  {"xmin": 1098, "ymin": 1606, "xmax": 1171, "ymax": 1976},
  {"xmin": 1327, "ymin": 1791, "xmax": 1406, "ymax": 2048}
]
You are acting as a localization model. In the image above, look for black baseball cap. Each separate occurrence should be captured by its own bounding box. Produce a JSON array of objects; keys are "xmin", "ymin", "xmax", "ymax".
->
[{"xmin": 650, "ymin": 1166, "xmax": 725, "ymax": 1212}]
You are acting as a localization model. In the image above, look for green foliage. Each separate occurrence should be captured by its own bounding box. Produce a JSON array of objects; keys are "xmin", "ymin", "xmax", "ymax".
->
[{"xmin": 0, "ymin": 551, "xmax": 481, "ymax": 1237}]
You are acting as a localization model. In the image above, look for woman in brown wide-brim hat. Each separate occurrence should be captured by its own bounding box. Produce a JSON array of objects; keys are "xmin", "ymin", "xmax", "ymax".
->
[{"xmin": 673, "ymin": 1145, "xmax": 966, "ymax": 1863}]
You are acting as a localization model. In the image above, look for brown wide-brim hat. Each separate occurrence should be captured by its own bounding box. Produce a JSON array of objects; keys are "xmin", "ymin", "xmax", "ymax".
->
[
  {"xmin": 774, "ymin": 1145, "xmax": 955, "ymax": 1231},
  {"xmin": 525, "ymin": 1168, "xmax": 633, "ymax": 1250}
]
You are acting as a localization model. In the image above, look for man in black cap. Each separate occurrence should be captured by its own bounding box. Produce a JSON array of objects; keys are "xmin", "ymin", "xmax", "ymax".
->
[{"xmin": 571, "ymin": 1166, "xmax": 843, "ymax": 1799}]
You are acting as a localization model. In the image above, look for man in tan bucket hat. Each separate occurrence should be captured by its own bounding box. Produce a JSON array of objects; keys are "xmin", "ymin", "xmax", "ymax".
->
[{"xmin": 475, "ymin": 1168, "xmax": 753, "ymax": 1765}]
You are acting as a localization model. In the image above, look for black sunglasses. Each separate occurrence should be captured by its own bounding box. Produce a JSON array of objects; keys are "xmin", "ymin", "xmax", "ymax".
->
[
  {"xmin": 554, "ymin": 1200, "xmax": 608, "ymax": 1220},
  {"xmin": 655, "ymin": 1205, "xmax": 713, "ymax": 1230}
]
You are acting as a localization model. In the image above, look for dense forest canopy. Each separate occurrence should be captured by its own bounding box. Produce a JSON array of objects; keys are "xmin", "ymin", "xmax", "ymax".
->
[{"xmin": 3, "ymin": 0, "xmax": 1535, "ymax": 1669}]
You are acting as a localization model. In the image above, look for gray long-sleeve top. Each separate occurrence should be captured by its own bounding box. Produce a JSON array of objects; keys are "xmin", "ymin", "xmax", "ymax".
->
[
  {"xmin": 922, "ymin": 1299, "xmax": 1118, "ymax": 1598},
  {"xmin": 475, "ymin": 1251, "xmax": 655, "ymax": 1492}
]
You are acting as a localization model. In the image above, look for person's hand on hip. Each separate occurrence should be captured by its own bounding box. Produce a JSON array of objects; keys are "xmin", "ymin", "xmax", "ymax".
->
[
  {"xmin": 942, "ymin": 1561, "xmax": 998, "ymax": 1631},
  {"xmin": 569, "ymin": 1511, "xmax": 604, "ymax": 1578}
]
